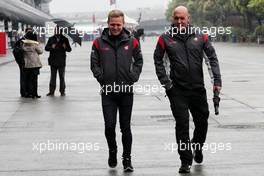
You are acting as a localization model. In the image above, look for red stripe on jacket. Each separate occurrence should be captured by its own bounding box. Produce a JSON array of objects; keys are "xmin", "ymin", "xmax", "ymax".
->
[{"xmin": 158, "ymin": 36, "xmax": 165, "ymax": 49}]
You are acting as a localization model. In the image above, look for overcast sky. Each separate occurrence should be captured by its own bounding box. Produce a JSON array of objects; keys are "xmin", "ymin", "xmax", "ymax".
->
[{"xmin": 50, "ymin": 0, "xmax": 171, "ymax": 13}]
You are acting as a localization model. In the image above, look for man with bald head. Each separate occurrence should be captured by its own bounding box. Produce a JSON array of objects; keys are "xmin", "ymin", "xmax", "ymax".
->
[
  {"xmin": 173, "ymin": 6, "xmax": 190, "ymax": 29},
  {"xmin": 154, "ymin": 6, "xmax": 222, "ymax": 173}
]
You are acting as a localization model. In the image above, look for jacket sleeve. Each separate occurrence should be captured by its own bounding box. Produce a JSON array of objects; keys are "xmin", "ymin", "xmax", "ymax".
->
[
  {"xmin": 153, "ymin": 35, "xmax": 172, "ymax": 90},
  {"xmin": 35, "ymin": 44, "xmax": 43, "ymax": 55},
  {"xmin": 131, "ymin": 38, "xmax": 143, "ymax": 81},
  {"xmin": 13, "ymin": 39, "xmax": 25, "ymax": 66},
  {"xmin": 90, "ymin": 39, "xmax": 103, "ymax": 84},
  {"xmin": 45, "ymin": 38, "xmax": 54, "ymax": 51},
  {"xmin": 64, "ymin": 38, "xmax": 72, "ymax": 52},
  {"xmin": 203, "ymin": 34, "xmax": 222, "ymax": 87}
]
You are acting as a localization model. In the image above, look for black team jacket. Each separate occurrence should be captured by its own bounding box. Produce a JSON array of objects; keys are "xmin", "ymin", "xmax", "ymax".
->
[
  {"xmin": 154, "ymin": 25, "xmax": 222, "ymax": 90},
  {"xmin": 91, "ymin": 28, "xmax": 143, "ymax": 94}
]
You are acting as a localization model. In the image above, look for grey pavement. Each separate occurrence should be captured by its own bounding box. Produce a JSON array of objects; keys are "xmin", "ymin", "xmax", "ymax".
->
[
  {"xmin": 0, "ymin": 38, "xmax": 264, "ymax": 176},
  {"xmin": 0, "ymin": 49, "xmax": 15, "ymax": 65}
]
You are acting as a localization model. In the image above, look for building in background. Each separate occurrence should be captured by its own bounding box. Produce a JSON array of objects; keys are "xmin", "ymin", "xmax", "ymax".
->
[{"xmin": 0, "ymin": 0, "xmax": 52, "ymax": 50}]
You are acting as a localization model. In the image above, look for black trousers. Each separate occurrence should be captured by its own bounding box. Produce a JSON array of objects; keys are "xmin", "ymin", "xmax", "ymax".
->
[
  {"xmin": 166, "ymin": 85, "xmax": 209, "ymax": 165},
  {"xmin": 19, "ymin": 65, "xmax": 26, "ymax": 96},
  {"xmin": 101, "ymin": 93, "xmax": 133, "ymax": 159},
  {"xmin": 49, "ymin": 66, "xmax": 65, "ymax": 93},
  {"xmin": 24, "ymin": 68, "xmax": 40, "ymax": 96}
]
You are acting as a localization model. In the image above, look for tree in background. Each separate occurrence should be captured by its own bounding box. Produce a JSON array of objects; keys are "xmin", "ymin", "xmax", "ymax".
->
[
  {"xmin": 165, "ymin": 0, "xmax": 264, "ymax": 42},
  {"xmin": 232, "ymin": 0, "xmax": 254, "ymax": 30},
  {"xmin": 166, "ymin": 0, "xmax": 263, "ymax": 28},
  {"xmin": 165, "ymin": 0, "xmax": 233, "ymax": 26},
  {"xmin": 248, "ymin": 0, "xmax": 264, "ymax": 25},
  {"xmin": 165, "ymin": 0, "xmax": 188, "ymax": 22}
]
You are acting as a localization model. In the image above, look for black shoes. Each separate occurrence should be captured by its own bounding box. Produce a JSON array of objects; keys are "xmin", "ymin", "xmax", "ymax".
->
[
  {"xmin": 107, "ymin": 151, "xmax": 134, "ymax": 172},
  {"xmin": 179, "ymin": 164, "xmax": 191, "ymax": 173},
  {"xmin": 108, "ymin": 150, "xmax": 117, "ymax": 168},
  {"xmin": 24, "ymin": 94, "xmax": 40, "ymax": 98},
  {"xmin": 33, "ymin": 95, "xmax": 41, "ymax": 99},
  {"xmin": 46, "ymin": 92, "xmax": 54, "ymax": 96},
  {"xmin": 177, "ymin": 142, "xmax": 203, "ymax": 173},
  {"xmin": 123, "ymin": 158, "xmax": 134, "ymax": 172},
  {"xmin": 191, "ymin": 139, "xmax": 203, "ymax": 164},
  {"xmin": 193, "ymin": 149, "xmax": 203, "ymax": 164},
  {"xmin": 24, "ymin": 94, "xmax": 33, "ymax": 98},
  {"xmin": 46, "ymin": 92, "xmax": 65, "ymax": 96}
]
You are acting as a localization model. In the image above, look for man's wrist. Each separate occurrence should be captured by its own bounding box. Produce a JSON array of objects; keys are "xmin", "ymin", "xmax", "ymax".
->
[{"xmin": 165, "ymin": 82, "xmax": 173, "ymax": 91}]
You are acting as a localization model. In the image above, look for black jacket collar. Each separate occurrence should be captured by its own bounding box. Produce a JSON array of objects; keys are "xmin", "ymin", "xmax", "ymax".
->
[{"xmin": 101, "ymin": 27, "xmax": 131, "ymax": 43}]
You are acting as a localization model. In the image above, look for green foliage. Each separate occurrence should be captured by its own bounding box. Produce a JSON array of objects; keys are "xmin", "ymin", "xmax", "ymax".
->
[
  {"xmin": 255, "ymin": 25, "xmax": 264, "ymax": 36},
  {"xmin": 165, "ymin": 0, "xmax": 188, "ymax": 21},
  {"xmin": 165, "ymin": 0, "xmax": 263, "ymax": 28},
  {"xmin": 248, "ymin": 0, "xmax": 264, "ymax": 13},
  {"xmin": 231, "ymin": 27, "xmax": 251, "ymax": 37},
  {"xmin": 248, "ymin": 0, "xmax": 264, "ymax": 24}
]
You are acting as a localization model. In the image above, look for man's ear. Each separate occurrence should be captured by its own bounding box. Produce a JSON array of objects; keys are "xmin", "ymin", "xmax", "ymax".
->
[{"xmin": 188, "ymin": 15, "xmax": 191, "ymax": 23}]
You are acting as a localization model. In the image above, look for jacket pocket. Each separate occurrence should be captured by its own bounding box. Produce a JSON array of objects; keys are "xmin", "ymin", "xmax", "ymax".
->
[
  {"xmin": 128, "ymin": 62, "xmax": 138, "ymax": 83},
  {"xmin": 99, "ymin": 67, "xmax": 104, "ymax": 84}
]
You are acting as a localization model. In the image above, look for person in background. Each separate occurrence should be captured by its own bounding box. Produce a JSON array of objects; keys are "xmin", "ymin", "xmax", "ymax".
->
[
  {"xmin": 13, "ymin": 28, "xmax": 31, "ymax": 97},
  {"xmin": 45, "ymin": 26, "xmax": 72, "ymax": 96},
  {"xmin": 22, "ymin": 30, "xmax": 43, "ymax": 98}
]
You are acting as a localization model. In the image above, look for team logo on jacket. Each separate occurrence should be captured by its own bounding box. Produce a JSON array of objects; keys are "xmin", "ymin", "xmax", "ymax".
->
[
  {"xmin": 124, "ymin": 45, "xmax": 129, "ymax": 50},
  {"xmin": 168, "ymin": 39, "xmax": 177, "ymax": 45},
  {"xmin": 168, "ymin": 41, "xmax": 177, "ymax": 45},
  {"xmin": 101, "ymin": 47, "xmax": 110, "ymax": 51}
]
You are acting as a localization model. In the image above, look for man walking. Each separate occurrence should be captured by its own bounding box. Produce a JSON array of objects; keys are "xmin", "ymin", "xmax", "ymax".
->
[
  {"xmin": 90, "ymin": 10, "xmax": 143, "ymax": 172},
  {"xmin": 45, "ymin": 26, "xmax": 72, "ymax": 96},
  {"xmin": 154, "ymin": 6, "xmax": 222, "ymax": 173}
]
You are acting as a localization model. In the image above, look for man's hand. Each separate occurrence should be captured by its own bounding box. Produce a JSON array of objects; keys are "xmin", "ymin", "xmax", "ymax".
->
[
  {"xmin": 63, "ymin": 43, "xmax": 67, "ymax": 49},
  {"xmin": 213, "ymin": 86, "xmax": 221, "ymax": 115},
  {"xmin": 52, "ymin": 44, "xmax": 56, "ymax": 49},
  {"xmin": 165, "ymin": 83, "xmax": 173, "ymax": 97},
  {"xmin": 213, "ymin": 86, "xmax": 221, "ymax": 93}
]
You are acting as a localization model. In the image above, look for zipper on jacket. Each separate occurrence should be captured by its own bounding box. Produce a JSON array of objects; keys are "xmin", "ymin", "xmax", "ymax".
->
[
  {"xmin": 114, "ymin": 39, "xmax": 129, "ymax": 84},
  {"xmin": 101, "ymin": 37, "xmax": 130, "ymax": 84},
  {"xmin": 171, "ymin": 32, "xmax": 195, "ymax": 88},
  {"xmin": 183, "ymin": 37, "xmax": 193, "ymax": 88},
  {"xmin": 114, "ymin": 49, "xmax": 118, "ymax": 83},
  {"xmin": 183, "ymin": 42, "xmax": 190, "ymax": 73}
]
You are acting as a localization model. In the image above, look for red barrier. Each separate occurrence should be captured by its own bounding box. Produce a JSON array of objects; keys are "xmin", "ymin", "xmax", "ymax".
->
[{"xmin": 0, "ymin": 32, "xmax": 7, "ymax": 56}]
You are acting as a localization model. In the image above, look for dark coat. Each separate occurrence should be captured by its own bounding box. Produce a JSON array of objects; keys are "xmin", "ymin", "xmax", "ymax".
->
[
  {"xmin": 154, "ymin": 25, "xmax": 222, "ymax": 90},
  {"xmin": 90, "ymin": 28, "xmax": 143, "ymax": 92},
  {"xmin": 45, "ymin": 35, "xmax": 72, "ymax": 67}
]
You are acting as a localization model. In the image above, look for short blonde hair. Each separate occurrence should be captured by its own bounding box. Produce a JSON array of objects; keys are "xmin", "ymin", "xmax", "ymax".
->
[{"xmin": 107, "ymin": 9, "xmax": 125, "ymax": 23}]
